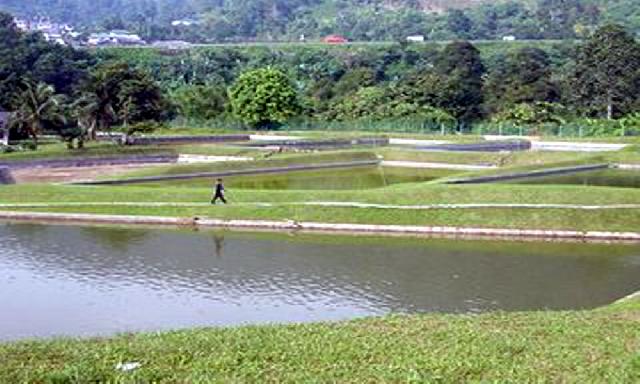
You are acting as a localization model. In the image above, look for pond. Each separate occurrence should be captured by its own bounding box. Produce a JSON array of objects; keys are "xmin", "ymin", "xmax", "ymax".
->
[
  {"xmin": 129, "ymin": 166, "xmax": 457, "ymax": 190},
  {"xmin": 502, "ymin": 169, "xmax": 640, "ymax": 188},
  {"xmin": 1, "ymin": 223, "xmax": 639, "ymax": 341}
]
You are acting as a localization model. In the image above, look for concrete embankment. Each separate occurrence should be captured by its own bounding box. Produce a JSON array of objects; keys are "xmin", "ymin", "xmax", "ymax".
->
[
  {"xmin": 0, "ymin": 211, "xmax": 638, "ymax": 242},
  {"xmin": 446, "ymin": 164, "xmax": 610, "ymax": 185},
  {"xmin": 103, "ymin": 134, "xmax": 251, "ymax": 145},
  {"xmin": 381, "ymin": 161, "xmax": 496, "ymax": 170},
  {"xmin": 244, "ymin": 137, "xmax": 389, "ymax": 149},
  {"xmin": 0, "ymin": 154, "xmax": 179, "ymax": 170},
  {"xmin": 411, "ymin": 140, "xmax": 532, "ymax": 153},
  {"xmin": 483, "ymin": 136, "xmax": 631, "ymax": 152},
  {"xmin": 73, "ymin": 160, "xmax": 380, "ymax": 185}
]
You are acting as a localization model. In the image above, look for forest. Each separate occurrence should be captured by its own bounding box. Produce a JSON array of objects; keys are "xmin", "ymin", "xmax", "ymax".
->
[
  {"xmin": 1, "ymin": 0, "xmax": 639, "ymax": 42},
  {"xmin": 3, "ymin": 8, "xmax": 640, "ymax": 150}
]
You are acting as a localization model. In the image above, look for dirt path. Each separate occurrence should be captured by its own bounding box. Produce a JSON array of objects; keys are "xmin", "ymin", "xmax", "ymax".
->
[{"xmin": 11, "ymin": 163, "xmax": 166, "ymax": 184}]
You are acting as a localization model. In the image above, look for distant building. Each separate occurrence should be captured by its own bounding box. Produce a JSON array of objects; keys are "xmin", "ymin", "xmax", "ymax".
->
[
  {"xmin": 0, "ymin": 112, "xmax": 10, "ymax": 146},
  {"xmin": 88, "ymin": 30, "xmax": 145, "ymax": 46},
  {"xmin": 14, "ymin": 18, "xmax": 28, "ymax": 31},
  {"xmin": 502, "ymin": 35, "xmax": 516, "ymax": 41},
  {"xmin": 406, "ymin": 35, "xmax": 425, "ymax": 43},
  {"xmin": 13, "ymin": 17, "xmax": 76, "ymax": 45},
  {"xmin": 171, "ymin": 19, "xmax": 199, "ymax": 27},
  {"xmin": 151, "ymin": 40, "xmax": 192, "ymax": 49},
  {"xmin": 323, "ymin": 35, "xmax": 348, "ymax": 44}
]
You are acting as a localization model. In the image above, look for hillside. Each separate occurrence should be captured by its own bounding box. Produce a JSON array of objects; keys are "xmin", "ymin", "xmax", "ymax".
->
[{"xmin": 1, "ymin": 0, "xmax": 638, "ymax": 42}]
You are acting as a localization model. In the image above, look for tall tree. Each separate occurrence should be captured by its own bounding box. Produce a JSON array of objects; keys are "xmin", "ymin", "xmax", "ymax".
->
[
  {"xmin": 82, "ymin": 62, "xmax": 169, "ymax": 136},
  {"xmin": 570, "ymin": 24, "xmax": 640, "ymax": 119},
  {"xmin": 435, "ymin": 41, "xmax": 486, "ymax": 122},
  {"xmin": 9, "ymin": 81, "xmax": 65, "ymax": 148},
  {"xmin": 485, "ymin": 47, "xmax": 559, "ymax": 113}
]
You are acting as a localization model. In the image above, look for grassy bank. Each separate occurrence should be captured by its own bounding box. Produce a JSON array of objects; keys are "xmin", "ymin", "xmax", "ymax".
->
[
  {"xmin": 1, "ymin": 183, "xmax": 640, "ymax": 232},
  {"xmin": 1, "ymin": 298, "xmax": 638, "ymax": 383}
]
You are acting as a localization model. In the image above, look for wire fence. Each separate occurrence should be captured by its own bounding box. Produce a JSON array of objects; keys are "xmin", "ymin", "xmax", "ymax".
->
[{"xmin": 171, "ymin": 116, "xmax": 640, "ymax": 138}]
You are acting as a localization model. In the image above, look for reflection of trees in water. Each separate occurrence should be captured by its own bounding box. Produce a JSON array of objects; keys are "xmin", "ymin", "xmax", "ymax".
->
[
  {"xmin": 81, "ymin": 227, "xmax": 149, "ymax": 252},
  {"xmin": 4, "ymin": 223, "xmax": 47, "ymax": 236}
]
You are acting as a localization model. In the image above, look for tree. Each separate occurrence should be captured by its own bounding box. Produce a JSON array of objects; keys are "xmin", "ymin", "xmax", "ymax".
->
[
  {"xmin": 570, "ymin": 24, "xmax": 640, "ymax": 119},
  {"xmin": 229, "ymin": 67, "xmax": 300, "ymax": 128},
  {"xmin": 446, "ymin": 10, "xmax": 473, "ymax": 40},
  {"xmin": 485, "ymin": 47, "xmax": 559, "ymax": 113},
  {"xmin": 82, "ymin": 62, "xmax": 169, "ymax": 136},
  {"xmin": 434, "ymin": 41, "xmax": 486, "ymax": 123},
  {"xmin": 172, "ymin": 84, "xmax": 228, "ymax": 121},
  {"xmin": 493, "ymin": 102, "xmax": 566, "ymax": 127},
  {"xmin": 9, "ymin": 81, "xmax": 65, "ymax": 148}
]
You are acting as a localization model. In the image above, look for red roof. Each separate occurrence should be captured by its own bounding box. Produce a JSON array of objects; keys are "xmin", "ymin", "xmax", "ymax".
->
[{"xmin": 323, "ymin": 35, "xmax": 348, "ymax": 44}]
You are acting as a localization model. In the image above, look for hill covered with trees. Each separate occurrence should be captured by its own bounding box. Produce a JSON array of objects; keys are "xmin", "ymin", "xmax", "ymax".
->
[{"xmin": 1, "ymin": 0, "xmax": 639, "ymax": 42}]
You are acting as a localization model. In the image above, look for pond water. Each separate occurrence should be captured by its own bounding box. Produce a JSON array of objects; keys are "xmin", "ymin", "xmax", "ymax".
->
[
  {"xmin": 130, "ymin": 166, "xmax": 457, "ymax": 190},
  {"xmin": 1, "ymin": 223, "xmax": 639, "ymax": 341},
  {"xmin": 503, "ymin": 169, "xmax": 640, "ymax": 188}
]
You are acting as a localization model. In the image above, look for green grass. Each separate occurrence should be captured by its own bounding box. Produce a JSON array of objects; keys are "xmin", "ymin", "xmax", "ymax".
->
[
  {"xmin": 128, "ymin": 166, "xmax": 458, "ymax": 190},
  {"xmin": 0, "ymin": 142, "xmax": 176, "ymax": 162},
  {"xmin": 0, "ymin": 299, "xmax": 638, "ymax": 383},
  {"xmin": 2, "ymin": 183, "xmax": 640, "ymax": 232}
]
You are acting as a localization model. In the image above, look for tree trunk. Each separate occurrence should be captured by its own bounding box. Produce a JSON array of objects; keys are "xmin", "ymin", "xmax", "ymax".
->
[{"xmin": 607, "ymin": 103, "xmax": 613, "ymax": 120}]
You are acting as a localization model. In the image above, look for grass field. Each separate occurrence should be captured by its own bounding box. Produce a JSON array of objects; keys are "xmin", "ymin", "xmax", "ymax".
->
[
  {"xmin": 1, "ymin": 134, "xmax": 639, "ymax": 382},
  {"xmin": 0, "ymin": 297, "xmax": 637, "ymax": 383},
  {"xmin": 2, "ymin": 182, "xmax": 640, "ymax": 232}
]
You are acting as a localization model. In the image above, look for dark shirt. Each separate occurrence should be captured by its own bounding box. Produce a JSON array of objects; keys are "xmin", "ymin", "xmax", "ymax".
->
[{"xmin": 215, "ymin": 183, "xmax": 225, "ymax": 194}]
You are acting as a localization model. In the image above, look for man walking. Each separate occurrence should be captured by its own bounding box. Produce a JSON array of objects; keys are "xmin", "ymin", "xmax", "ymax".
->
[{"xmin": 211, "ymin": 178, "xmax": 227, "ymax": 204}]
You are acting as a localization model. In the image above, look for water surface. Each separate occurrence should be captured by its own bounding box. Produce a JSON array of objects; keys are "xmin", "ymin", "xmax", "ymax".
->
[{"xmin": 1, "ymin": 223, "xmax": 638, "ymax": 341}]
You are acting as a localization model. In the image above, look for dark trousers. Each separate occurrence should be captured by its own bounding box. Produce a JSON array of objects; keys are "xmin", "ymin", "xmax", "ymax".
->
[{"xmin": 212, "ymin": 192, "xmax": 227, "ymax": 204}]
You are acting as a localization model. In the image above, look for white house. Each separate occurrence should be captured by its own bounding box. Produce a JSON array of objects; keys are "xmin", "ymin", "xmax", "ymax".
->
[
  {"xmin": 502, "ymin": 35, "xmax": 517, "ymax": 41},
  {"xmin": 88, "ymin": 30, "xmax": 145, "ymax": 46},
  {"xmin": 406, "ymin": 35, "xmax": 425, "ymax": 43},
  {"xmin": 171, "ymin": 19, "xmax": 199, "ymax": 27}
]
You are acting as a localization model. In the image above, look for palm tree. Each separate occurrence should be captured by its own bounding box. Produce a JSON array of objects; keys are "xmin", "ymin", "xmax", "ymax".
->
[
  {"xmin": 9, "ymin": 81, "xmax": 65, "ymax": 149},
  {"xmin": 71, "ymin": 93, "xmax": 101, "ymax": 143}
]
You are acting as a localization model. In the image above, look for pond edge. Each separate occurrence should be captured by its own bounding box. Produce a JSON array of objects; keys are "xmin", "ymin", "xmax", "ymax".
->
[{"xmin": 0, "ymin": 211, "xmax": 639, "ymax": 243}]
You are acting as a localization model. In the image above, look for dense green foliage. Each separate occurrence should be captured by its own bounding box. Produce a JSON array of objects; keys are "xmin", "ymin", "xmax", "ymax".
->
[
  {"xmin": 3, "ymin": 0, "xmax": 640, "ymax": 42},
  {"xmin": 229, "ymin": 67, "xmax": 300, "ymax": 128},
  {"xmin": 0, "ymin": 13, "xmax": 91, "ymax": 110},
  {"xmin": 0, "ymin": 15, "xmax": 170, "ymax": 147},
  {"xmin": 4, "ymin": 10, "xmax": 640, "ymax": 140}
]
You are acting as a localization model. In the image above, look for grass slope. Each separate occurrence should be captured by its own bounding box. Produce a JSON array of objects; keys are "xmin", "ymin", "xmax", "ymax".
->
[
  {"xmin": 0, "ymin": 300, "xmax": 638, "ymax": 383},
  {"xmin": 2, "ymin": 183, "xmax": 640, "ymax": 232}
]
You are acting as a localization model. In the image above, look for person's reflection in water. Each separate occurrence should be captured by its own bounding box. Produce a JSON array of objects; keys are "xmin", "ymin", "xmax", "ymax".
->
[{"xmin": 213, "ymin": 234, "xmax": 225, "ymax": 258}]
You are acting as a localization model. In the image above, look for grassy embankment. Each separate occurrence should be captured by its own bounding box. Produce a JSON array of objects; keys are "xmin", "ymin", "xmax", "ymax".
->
[
  {"xmin": 2, "ymin": 142, "xmax": 639, "ymax": 232},
  {"xmin": 0, "ymin": 297, "xmax": 638, "ymax": 382},
  {"xmin": 2, "ymin": 180, "xmax": 640, "ymax": 232}
]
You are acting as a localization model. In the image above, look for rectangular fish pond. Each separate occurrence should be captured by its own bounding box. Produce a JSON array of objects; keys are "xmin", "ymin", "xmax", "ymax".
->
[
  {"xmin": 500, "ymin": 168, "xmax": 640, "ymax": 189},
  {"xmin": 1, "ymin": 222, "xmax": 638, "ymax": 341},
  {"xmin": 119, "ymin": 166, "xmax": 459, "ymax": 190}
]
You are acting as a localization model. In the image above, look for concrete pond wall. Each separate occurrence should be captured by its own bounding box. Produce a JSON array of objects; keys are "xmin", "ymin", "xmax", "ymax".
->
[
  {"xmin": 0, "ymin": 154, "xmax": 179, "ymax": 170},
  {"xmin": 446, "ymin": 164, "xmax": 610, "ymax": 185},
  {"xmin": 411, "ymin": 140, "xmax": 532, "ymax": 153}
]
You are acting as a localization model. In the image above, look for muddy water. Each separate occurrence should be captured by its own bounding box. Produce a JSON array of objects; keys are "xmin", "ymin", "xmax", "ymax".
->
[{"xmin": 1, "ymin": 223, "xmax": 638, "ymax": 340}]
